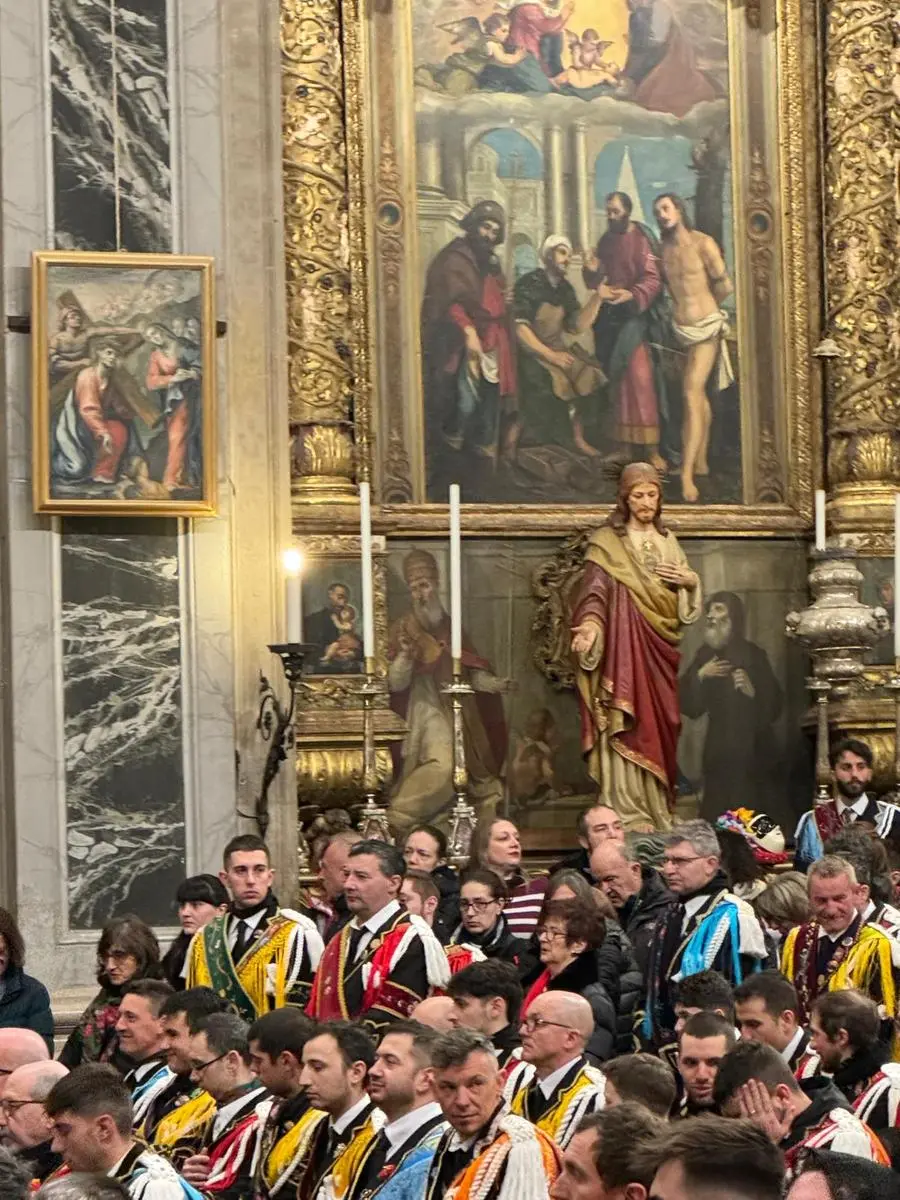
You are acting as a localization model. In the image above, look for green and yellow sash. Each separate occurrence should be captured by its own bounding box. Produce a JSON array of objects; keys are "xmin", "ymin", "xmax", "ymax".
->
[{"xmin": 186, "ymin": 914, "xmax": 296, "ymax": 1020}]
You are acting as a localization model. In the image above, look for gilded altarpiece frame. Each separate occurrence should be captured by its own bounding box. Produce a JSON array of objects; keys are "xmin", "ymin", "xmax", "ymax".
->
[{"xmin": 356, "ymin": 0, "xmax": 822, "ymax": 535}]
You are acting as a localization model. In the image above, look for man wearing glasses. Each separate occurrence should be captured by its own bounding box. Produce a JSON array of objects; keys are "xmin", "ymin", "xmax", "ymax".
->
[
  {"xmin": 643, "ymin": 819, "xmax": 768, "ymax": 1050},
  {"xmin": 0, "ymin": 1060, "xmax": 68, "ymax": 1183},
  {"xmin": 179, "ymin": 1014, "xmax": 267, "ymax": 1200},
  {"xmin": 508, "ymin": 993, "xmax": 606, "ymax": 1148}
]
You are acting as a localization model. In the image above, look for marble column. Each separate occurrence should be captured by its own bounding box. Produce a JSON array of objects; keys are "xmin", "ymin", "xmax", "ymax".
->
[
  {"xmin": 224, "ymin": 0, "xmax": 299, "ymax": 894},
  {"xmin": 417, "ymin": 131, "xmax": 444, "ymax": 194},
  {"xmin": 572, "ymin": 122, "xmax": 591, "ymax": 254},
  {"xmin": 821, "ymin": 0, "xmax": 900, "ymax": 535},
  {"xmin": 544, "ymin": 125, "xmax": 564, "ymax": 237}
]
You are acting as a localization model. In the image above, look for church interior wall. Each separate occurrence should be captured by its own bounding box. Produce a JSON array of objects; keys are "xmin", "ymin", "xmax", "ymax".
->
[{"xmin": 0, "ymin": 0, "xmax": 293, "ymax": 987}]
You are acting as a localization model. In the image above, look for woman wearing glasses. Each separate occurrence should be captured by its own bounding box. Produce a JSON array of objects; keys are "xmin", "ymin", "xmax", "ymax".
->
[
  {"xmin": 448, "ymin": 868, "xmax": 534, "ymax": 972},
  {"xmin": 0, "ymin": 909, "xmax": 53, "ymax": 1052},
  {"xmin": 520, "ymin": 898, "xmax": 617, "ymax": 1062},
  {"xmin": 58, "ymin": 914, "xmax": 162, "ymax": 1070}
]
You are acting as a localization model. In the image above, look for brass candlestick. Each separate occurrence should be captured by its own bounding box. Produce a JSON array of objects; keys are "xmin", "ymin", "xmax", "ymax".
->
[
  {"xmin": 808, "ymin": 677, "xmax": 833, "ymax": 803},
  {"xmin": 357, "ymin": 657, "xmax": 393, "ymax": 843},
  {"xmin": 443, "ymin": 659, "xmax": 476, "ymax": 865}
]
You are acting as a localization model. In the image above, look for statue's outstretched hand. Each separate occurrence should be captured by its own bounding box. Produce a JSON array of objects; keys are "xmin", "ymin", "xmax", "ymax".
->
[{"xmin": 571, "ymin": 622, "xmax": 598, "ymax": 656}]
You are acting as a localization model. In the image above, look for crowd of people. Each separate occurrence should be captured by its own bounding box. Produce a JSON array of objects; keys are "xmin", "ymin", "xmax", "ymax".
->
[{"xmin": 0, "ymin": 738, "xmax": 898, "ymax": 1199}]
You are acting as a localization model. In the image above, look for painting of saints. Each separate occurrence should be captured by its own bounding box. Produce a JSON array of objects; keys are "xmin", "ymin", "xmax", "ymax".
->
[
  {"xmin": 52, "ymin": 333, "xmax": 158, "ymax": 489},
  {"xmin": 387, "ymin": 549, "xmax": 510, "ymax": 832},
  {"xmin": 653, "ymin": 192, "xmax": 733, "ymax": 502},
  {"xmin": 507, "ymin": 234, "xmax": 605, "ymax": 458},
  {"xmin": 421, "ymin": 201, "xmax": 516, "ymax": 464},
  {"xmin": 570, "ymin": 462, "xmax": 702, "ymax": 830},
  {"xmin": 583, "ymin": 190, "xmax": 668, "ymax": 472}
]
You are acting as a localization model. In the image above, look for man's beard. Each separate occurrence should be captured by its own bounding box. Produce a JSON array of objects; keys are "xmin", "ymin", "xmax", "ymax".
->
[
  {"xmin": 607, "ymin": 214, "xmax": 628, "ymax": 234},
  {"xmin": 836, "ymin": 777, "xmax": 866, "ymax": 799},
  {"xmin": 413, "ymin": 595, "xmax": 445, "ymax": 630},
  {"xmin": 704, "ymin": 617, "xmax": 732, "ymax": 652},
  {"xmin": 659, "ymin": 222, "xmax": 678, "ymax": 240},
  {"xmin": 468, "ymin": 232, "xmax": 498, "ymax": 271}
]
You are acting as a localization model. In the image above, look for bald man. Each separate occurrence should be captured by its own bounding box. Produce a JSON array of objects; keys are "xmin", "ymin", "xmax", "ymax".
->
[
  {"xmin": 0, "ymin": 1060, "xmax": 68, "ymax": 1181},
  {"xmin": 589, "ymin": 839, "xmax": 672, "ymax": 974},
  {"xmin": 549, "ymin": 804, "xmax": 625, "ymax": 882},
  {"xmin": 0, "ymin": 1030, "xmax": 50, "ymax": 1099},
  {"xmin": 410, "ymin": 996, "xmax": 459, "ymax": 1033},
  {"xmin": 509, "ymin": 992, "xmax": 606, "ymax": 1147}
]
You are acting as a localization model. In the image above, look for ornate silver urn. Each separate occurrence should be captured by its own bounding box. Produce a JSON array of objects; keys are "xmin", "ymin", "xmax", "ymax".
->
[
  {"xmin": 785, "ymin": 549, "xmax": 889, "ymax": 691},
  {"xmin": 785, "ymin": 547, "xmax": 889, "ymax": 798}
]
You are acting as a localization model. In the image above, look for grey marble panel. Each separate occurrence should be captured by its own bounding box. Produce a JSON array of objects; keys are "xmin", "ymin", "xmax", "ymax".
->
[
  {"xmin": 50, "ymin": 0, "xmax": 171, "ymax": 252},
  {"xmin": 61, "ymin": 519, "xmax": 185, "ymax": 928}
]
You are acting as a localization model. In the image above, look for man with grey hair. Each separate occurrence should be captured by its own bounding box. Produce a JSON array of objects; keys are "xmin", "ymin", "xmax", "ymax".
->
[
  {"xmin": 506, "ymin": 234, "xmax": 605, "ymax": 460},
  {"xmin": 38, "ymin": 1175, "xmax": 131, "ymax": 1200},
  {"xmin": 781, "ymin": 855, "xmax": 898, "ymax": 1023},
  {"xmin": 643, "ymin": 819, "xmax": 768, "ymax": 1049},
  {"xmin": 589, "ymin": 837, "xmax": 672, "ymax": 973},
  {"xmin": 0, "ymin": 1061, "xmax": 68, "ymax": 1182},
  {"xmin": 425, "ymin": 1029, "xmax": 560, "ymax": 1200}
]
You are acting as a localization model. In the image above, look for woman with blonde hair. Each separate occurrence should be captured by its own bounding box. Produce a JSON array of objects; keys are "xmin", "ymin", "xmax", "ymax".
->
[
  {"xmin": 752, "ymin": 871, "xmax": 810, "ymax": 943},
  {"xmin": 467, "ymin": 816, "xmax": 547, "ymax": 937}
]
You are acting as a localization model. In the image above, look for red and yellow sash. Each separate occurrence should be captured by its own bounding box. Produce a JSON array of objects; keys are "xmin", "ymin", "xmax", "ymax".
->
[{"xmin": 307, "ymin": 921, "xmax": 414, "ymax": 1021}]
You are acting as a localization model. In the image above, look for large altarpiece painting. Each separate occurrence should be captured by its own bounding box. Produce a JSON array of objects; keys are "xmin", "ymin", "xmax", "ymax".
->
[{"xmin": 362, "ymin": 0, "xmax": 820, "ymax": 533}]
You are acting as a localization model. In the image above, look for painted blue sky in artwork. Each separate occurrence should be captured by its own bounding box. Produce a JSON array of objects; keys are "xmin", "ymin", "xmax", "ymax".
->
[
  {"xmin": 595, "ymin": 136, "xmax": 733, "ymax": 268},
  {"xmin": 479, "ymin": 128, "xmax": 543, "ymax": 178}
]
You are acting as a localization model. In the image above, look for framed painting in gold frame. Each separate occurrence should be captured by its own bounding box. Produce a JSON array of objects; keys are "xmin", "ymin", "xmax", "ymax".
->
[
  {"xmin": 32, "ymin": 250, "xmax": 216, "ymax": 517},
  {"xmin": 355, "ymin": 0, "xmax": 821, "ymax": 536}
]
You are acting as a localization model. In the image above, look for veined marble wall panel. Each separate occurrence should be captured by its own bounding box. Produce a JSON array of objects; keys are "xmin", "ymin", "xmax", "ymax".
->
[
  {"xmin": 60, "ymin": 520, "xmax": 185, "ymax": 928},
  {"xmin": 49, "ymin": 0, "xmax": 172, "ymax": 251}
]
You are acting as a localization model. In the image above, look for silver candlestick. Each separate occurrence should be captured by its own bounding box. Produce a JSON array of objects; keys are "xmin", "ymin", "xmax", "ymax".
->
[
  {"xmin": 443, "ymin": 662, "xmax": 477, "ymax": 865},
  {"xmin": 356, "ymin": 658, "xmax": 393, "ymax": 843}
]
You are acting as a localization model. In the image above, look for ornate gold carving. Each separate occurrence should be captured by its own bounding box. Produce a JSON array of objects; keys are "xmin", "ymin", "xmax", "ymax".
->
[
  {"xmin": 756, "ymin": 425, "xmax": 785, "ymax": 503},
  {"xmin": 531, "ymin": 532, "xmax": 590, "ymax": 690},
  {"xmin": 822, "ymin": 0, "xmax": 900, "ymax": 526},
  {"xmin": 296, "ymin": 747, "xmax": 394, "ymax": 807},
  {"xmin": 383, "ymin": 427, "xmax": 414, "ymax": 504},
  {"xmin": 293, "ymin": 425, "xmax": 356, "ymax": 501},
  {"xmin": 747, "ymin": 148, "xmax": 774, "ymax": 304}
]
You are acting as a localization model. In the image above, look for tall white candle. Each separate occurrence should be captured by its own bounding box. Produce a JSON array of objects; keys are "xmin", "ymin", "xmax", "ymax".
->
[
  {"xmin": 283, "ymin": 549, "xmax": 303, "ymax": 643},
  {"xmin": 814, "ymin": 489, "xmax": 826, "ymax": 551},
  {"xmin": 359, "ymin": 482, "xmax": 375, "ymax": 662},
  {"xmin": 449, "ymin": 484, "xmax": 462, "ymax": 663},
  {"xmin": 894, "ymin": 494, "xmax": 900, "ymax": 662}
]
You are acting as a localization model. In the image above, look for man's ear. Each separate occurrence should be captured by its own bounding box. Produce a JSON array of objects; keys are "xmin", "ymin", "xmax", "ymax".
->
[
  {"xmin": 623, "ymin": 1184, "xmax": 647, "ymax": 1200},
  {"xmin": 218, "ymin": 869, "xmax": 229, "ymax": 888}
]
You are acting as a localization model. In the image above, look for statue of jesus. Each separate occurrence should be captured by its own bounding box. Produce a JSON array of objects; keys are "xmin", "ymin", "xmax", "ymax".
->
[{"xmin": 570, "ymin": 463, "xmax": 702, "ymax": 831}]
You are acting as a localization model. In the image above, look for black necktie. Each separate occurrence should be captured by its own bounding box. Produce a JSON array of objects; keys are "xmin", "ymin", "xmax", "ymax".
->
[
  {"xmin": 232, "ymin": 918, "xmax": 252, "ymax": 961},
  {"xmin": 347, "ymin": 926, "xmax": 365, "ymax": 963}
]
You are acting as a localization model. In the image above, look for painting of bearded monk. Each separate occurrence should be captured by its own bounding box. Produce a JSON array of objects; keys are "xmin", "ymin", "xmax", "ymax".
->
[
  {"xmin": 680, "ymin": 591, "xmax": 783, "ymax": 820},
  {"xmin": 387, "ymin": 548, "xmax": 511, "ymax": 833}
]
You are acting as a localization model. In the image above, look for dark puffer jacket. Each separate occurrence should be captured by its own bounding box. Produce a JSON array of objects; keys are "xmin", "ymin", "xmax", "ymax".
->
[
  {"xmin": 594, "ymin": 920, "xmax": 643, "ymax": 1055},
  {"xmin": 431, "ymin": 864, "xmax": 461, "ymax": 943},
  {"xmin": 0, "ymin": 967, "xmax": 54, "ymax": 1052},
  {"xmin": 522, "ymin": 951, "xmax": 618, "ymax": 1063}
]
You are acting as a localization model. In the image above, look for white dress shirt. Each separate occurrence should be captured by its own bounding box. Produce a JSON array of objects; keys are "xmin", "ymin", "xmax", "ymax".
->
[
  {"xmin": 331, "ymin": 1094, "xmax": 372, "ymax": 1137},
  {"xmin": 781, "ymin": 1027, "xmax": 805, "ymax": 1065},
  {"xmin": 537, "ymin": 1056, "xmax": 583, "ymax": 1099},
  {"xmin": 382, "ymin": 1102, "xmax": 444, "ymax": 1159},
  {"xmin": 228, "ymin": 906, "xmax": 268, "ymax": 951},
  {"xmin": 350, "ymin": 900, "xmax": 401, "ymax": 961}
]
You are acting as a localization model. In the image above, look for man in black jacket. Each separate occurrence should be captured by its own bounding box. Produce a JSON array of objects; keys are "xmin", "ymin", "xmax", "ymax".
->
[
  {"xmin": 590, "ymin": 839, "xmax": 672, "ymax": 974},
  {"xmin": 548, "ymin": 805, "xmax": 625, "ymax": 883},
  {"xmin": 445, "ymin": 960, "xmax": 523, "ymax": 1070}
]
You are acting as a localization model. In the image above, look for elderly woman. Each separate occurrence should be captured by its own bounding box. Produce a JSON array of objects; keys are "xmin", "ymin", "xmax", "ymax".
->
[
  {"xmin": 0, "ymin": 909, "xmax": 53, "ymax": 1051},
  {"xmin": 59, "ymin": 914, "xmax": 162, "ymax": 1069},
  {"xmin": 520, "ymin": 898, "xmax": 618, "ymax": 1062},
  {"xmin": 537, "ymin": 870, "xmax": 642, "ymax": 1055},
  {"xmin": 468, "ymin": 817, "xmax": 547, "ymax": 937}
]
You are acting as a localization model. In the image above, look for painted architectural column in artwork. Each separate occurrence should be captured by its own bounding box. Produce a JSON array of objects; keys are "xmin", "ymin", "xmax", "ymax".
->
[
  {"xmin": 820, "ymin": 0, "xmax": 900, "ymax": 534},
  {"xmin": 417, "ymin": 129, "xmax": 443, "ymax": 193},
  {"xmin": 544, "ymin": 124, "xmax": 565, "ymax": 238},
  {"xmin": 281, "ymin": 0, "xmax": 357, "ymax": 505},
  {"xmin": 441, "ymin": 125, "xmax": 467, "ymax": 201},
  {"xmin": 572, "ymin": 121, "xmax": 591, "ymax": 254}
]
